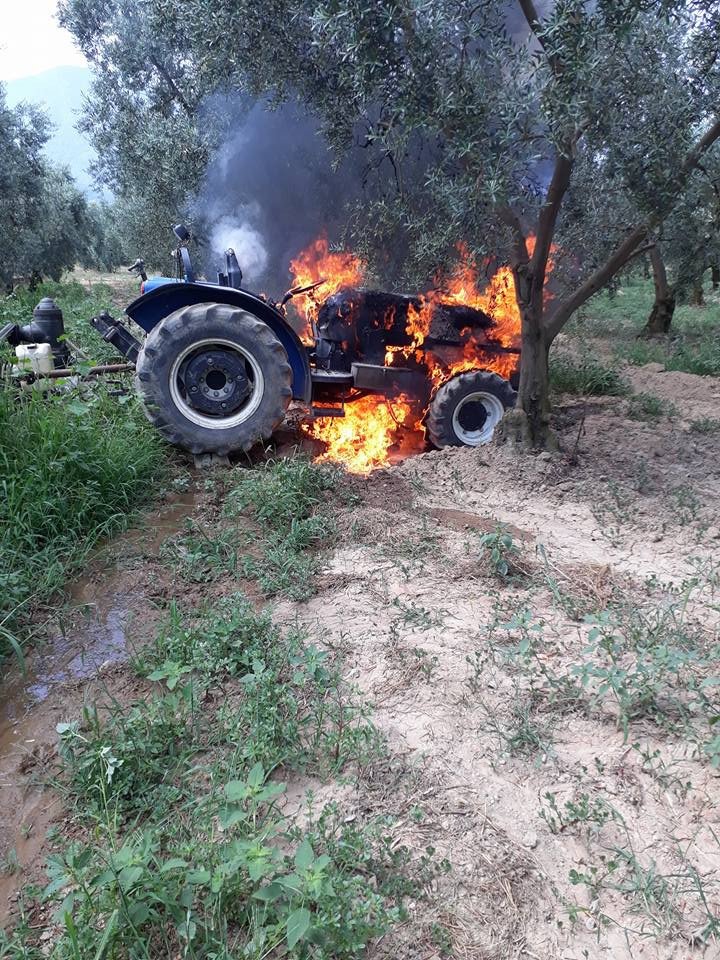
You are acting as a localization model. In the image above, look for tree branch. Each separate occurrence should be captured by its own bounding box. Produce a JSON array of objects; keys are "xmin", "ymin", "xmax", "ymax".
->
[
  {"xmin": 531, "ymin": 148, "xmax": 573, "ymax": 310},
  {"xmin": 544, "ymin": 115, "xmax": 720, "ymax": 341},
  {"xmin": 545, "ymin": 226, "xmax": 650, "ymax": 341},
  {"xmin": 679, "ymin": 116, "xmax": 720, "ymax": 179},
  {"xmin": 149, "ymin": 55, "xmax": 192, "ymax": 113},
  {"xmin": 516, "ymin": 0, "xmax": 562, "ymax": 76},
  {"xmin": 498, "ymin": 206, "xmax": 530, "ymax": 266}
]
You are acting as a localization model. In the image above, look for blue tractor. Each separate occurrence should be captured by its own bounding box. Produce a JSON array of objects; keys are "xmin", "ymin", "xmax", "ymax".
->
[{"xmin": 85, "ymin": 224, "xmax": 519, "ymax": 455}]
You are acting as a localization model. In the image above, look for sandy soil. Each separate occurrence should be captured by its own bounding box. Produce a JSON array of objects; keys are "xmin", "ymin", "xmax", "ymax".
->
[{"xmin": 2, "ymin": 363, "xmax": 720, "ymax": 958}]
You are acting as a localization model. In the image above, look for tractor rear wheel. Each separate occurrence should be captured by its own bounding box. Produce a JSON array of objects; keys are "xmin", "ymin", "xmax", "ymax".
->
[
  {"xmin": 426, "ymin": 369, "xmax": 516, "ymax": 448},
  {"xmin": 135, "ymin": 302, "xmax": 292, "ymax": 455}
]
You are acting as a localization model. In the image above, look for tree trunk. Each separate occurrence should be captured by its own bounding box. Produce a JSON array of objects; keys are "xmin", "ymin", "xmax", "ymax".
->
[
  {"xmin": 712, "ymin": 264, "xmax": 719, "ymax": 290},
  {"xmin": 691, "ymin": 280, "xmax": 705, "ymax": 305},
  {"xmin": 641, "ymin": 246, "xmax": 675, "ymax": 336},
  {"xmin": 499, "ymin": 301, "xmax": 558, "ymax": 451}
]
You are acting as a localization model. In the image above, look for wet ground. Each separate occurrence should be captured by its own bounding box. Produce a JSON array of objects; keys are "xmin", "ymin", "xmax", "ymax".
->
[{"xmin": 0, "ymin": 490, "xmax": 199, "ymax": 923}]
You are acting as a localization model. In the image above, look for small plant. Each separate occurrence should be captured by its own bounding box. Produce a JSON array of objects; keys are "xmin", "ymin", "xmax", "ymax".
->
[
  {"xmin": 411, "ymin": 647, "xmax": 439, "ymax": 681},
  {"xmin": 689, "ymin": 417, "xmax": 720, "ymax": 434},
  {"xmin": 540, "ymin": 790, "xmax": 617, "ymax": 834},
  {"xmin": 566, "ymin": 834, "xmax": 720, "ymax": 941},
  {"xmin": 477, "ymin": 691, "xmax": 554, "ymax": 758},
  {"xmin": 480, "ymin": 525, "xmax": 521, "ymax": 579},
  {"xmin": 550, "ymin": 352, "xmax": 629, "ymax": 396},
  {"xmin": 668, "ymin": 482, "xmax": 700, "ymax": 525},
  {"xmin": 391, "ymin": 597, "xmax": 446, "ymax": 631},
  {"xmin": 626, "ymin": 392, "xmax": 677, "ymax": 421},
  {"xmin": 0, "ymin": 849, "xmax": 19, "ymax": 876}
]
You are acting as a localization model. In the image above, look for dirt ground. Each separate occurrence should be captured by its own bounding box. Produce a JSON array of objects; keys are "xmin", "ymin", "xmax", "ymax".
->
[{"xmin": 2, "ymin": 361, "xmax": 720, "ymax": 958}]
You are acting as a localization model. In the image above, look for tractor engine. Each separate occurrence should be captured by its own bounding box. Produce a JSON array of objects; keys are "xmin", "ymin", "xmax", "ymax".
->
[{"xmin": 311, "ymin": 287, "xmax": 499, "ymax": 373}]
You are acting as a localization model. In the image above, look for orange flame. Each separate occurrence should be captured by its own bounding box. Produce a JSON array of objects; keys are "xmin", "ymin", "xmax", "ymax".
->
[
  {"xmin": 303, "ymin": 394, "xmax": 420, "ymax": 474},
  {"xmin": 394, "ymin": 241, "xmax": 535, "ymax": 388},
  {"xmin": 289, "ymin": 232, "xmax": 366, "ymax": 343},
  {"xmin": 290, "ymin": 236, "xmax": 548, "ymax": 474}
]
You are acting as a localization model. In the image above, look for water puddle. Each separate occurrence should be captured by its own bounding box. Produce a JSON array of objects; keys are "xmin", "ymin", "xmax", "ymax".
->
[{"xmin": 0, "ymin": 488, "xmax": 200, "ymax": 924}]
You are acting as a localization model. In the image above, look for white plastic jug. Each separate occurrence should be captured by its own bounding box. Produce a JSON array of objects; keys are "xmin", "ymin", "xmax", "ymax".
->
[{"xmin": 14, "ymin": 343, "xmax": 54, "ymax": 375}]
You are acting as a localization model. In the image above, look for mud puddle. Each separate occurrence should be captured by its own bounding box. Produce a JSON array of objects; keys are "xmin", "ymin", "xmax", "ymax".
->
[{"xmin": 0, "ymin": 488, "xmax": 200, "ymax": 924}]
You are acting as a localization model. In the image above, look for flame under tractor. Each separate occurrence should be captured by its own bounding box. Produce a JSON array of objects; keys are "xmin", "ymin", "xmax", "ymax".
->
[{"xmin": 2, "ymin": 225, "xmax": 519, "ymax": 456}]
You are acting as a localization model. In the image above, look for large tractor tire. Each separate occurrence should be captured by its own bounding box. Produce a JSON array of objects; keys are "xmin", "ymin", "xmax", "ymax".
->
[
  {"xmin": 426, "ymin": 369, "xmax": 516, "ymax": 448},
  {"xmin": 135, "ymin": 302, "xmax": 292, "ymax": 455}
]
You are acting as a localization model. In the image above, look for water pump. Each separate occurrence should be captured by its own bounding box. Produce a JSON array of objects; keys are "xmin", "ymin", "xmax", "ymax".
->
[{"xmin": 0, "ymin": 297, "xmax": 71, "ymax": 367}]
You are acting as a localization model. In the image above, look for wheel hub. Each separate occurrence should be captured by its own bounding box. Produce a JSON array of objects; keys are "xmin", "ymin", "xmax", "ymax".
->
[
  {"xmin": 451, "ymin": 390, "xmax": 505, "ymax": 445},
  {"xmin": 181, "ymin": 349, "xmax": 251, "ymax": 416},
  {"xmin": 456, "ymin": 399, "xmax": 488, "ymax": 433}
]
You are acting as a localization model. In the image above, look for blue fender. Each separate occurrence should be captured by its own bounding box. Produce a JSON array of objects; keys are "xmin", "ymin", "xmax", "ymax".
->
[{"xmin": 125, "ymin": 282, "xmax": 312, "ymax": 402}]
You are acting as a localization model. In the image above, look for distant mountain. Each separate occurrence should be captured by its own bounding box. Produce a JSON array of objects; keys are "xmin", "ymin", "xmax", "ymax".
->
[{"xmin": 5, "ymin": 65, "xmax": 101, "ymax": 197}]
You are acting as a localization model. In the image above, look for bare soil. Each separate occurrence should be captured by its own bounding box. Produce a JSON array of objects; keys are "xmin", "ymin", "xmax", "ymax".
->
[{"xmin": 2, "ymin": 363, "xmax": 720, "ymax": 958}]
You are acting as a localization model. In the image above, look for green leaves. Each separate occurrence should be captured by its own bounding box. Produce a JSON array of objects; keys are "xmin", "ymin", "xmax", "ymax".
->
[
  {"xmin": 147, "ymin": 659, "xmax": 193, "ymax": 690},
  {"xmin": 479, "ymin": 524, "xmax": 520, "ymax": 579},
  {"xmin": 286, "ymin": 906, "xmax": 312, "ymax": 949}
]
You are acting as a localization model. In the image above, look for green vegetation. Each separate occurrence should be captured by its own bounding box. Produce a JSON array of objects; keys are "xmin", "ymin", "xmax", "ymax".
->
[
  {"xmin": 549, "ymin": 352, "xmax": 629, "ymax": 397},
  {"xmin": 164, "ymin": 459, "xmax": 344, "ymax": 600},
  {"xmin": 0, "ymin": 591, "xmax": 440, "ymax": 958},
  {"xmin": 0, "ymin": 283, "xmax": 167, "ymax": 661},
  {"xmin": 626, "ymin": 392, "xmax": 677, "ymax": 421},
  {"xmin": 484, "ymin": 582, "xmax": 720, "ymax": 756},
  {"xmin": 571, "ymin": 277, "xmax": 720, "ymax": 376},
  {"xmin": 578, "ymin": 278, "xmax": 720, "ymax": 338},
  {"xmin": 690, "ymin": 417, "xmax": 720, "ymax": 434},
  {"xmin": 624, "ymin": 335, "xmax": 720, "ymax": 377},
  {"xmin": 479, "ymin": 525, "xmax": 522, "ymax": 579},
  {"xmin": 0, "ymin": 84, "xmax": 123, "ymax": 287}
]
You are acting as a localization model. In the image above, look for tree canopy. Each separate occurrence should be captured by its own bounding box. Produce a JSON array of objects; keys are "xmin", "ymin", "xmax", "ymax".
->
[{"xmin": 0, "ymin": 84, "xmax": 123, "ymax": 287}]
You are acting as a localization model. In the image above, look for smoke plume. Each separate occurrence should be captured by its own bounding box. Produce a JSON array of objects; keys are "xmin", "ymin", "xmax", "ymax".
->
[{"xmin": 194, "ymin": 99, "xmax": 366, "ymax": 297}]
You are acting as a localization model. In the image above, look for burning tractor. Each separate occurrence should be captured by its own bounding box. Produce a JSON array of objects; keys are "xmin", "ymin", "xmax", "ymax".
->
[{"xmin": 2, "ymin": 226, "xmax": 520, "ymax": 464}]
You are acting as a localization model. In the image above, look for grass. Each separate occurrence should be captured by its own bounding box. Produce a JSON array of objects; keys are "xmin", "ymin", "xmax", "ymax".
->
[
  {"xmin": 549, "ymin": 351, "xmax": 629, "ymax": 396},
  {"xmin": 626, "ymin": 392, "xmax": 677, "ymax": 421},
  {"xmin": 164, "ymin": 458, "xmax": 345, "ymax": 600},
  {"xmin": 689, "ymin": 417, "xmax": 720, "ymax": 434},
  {"xmin": 0, "ymin": 283, "xmax": 168, "ymax": 663},
  {"xmin": 568, "ymin": 275, "xmax": 720, "ymax": 376},
  {"xmin": 572, "ymin": 275, "xmax": 720, "ymax": 339},
  {"xmin": 0, "ymin": 592, "xmax": 441, "ymax": 958}
]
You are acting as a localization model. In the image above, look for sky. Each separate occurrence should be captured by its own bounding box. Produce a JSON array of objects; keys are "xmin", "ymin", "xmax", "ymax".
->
[{"xmin": 0, "ymin": 0, "xmax": 87, "ymax": 82}]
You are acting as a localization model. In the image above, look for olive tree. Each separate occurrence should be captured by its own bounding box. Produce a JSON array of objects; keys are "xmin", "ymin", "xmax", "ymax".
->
[
  {"xmin": 0, "ymin": 88, "xmax": 51, "ymax": 286},
  {"xmin": 0, "ymin": 84, "xmax": 119, "ymax": 286},
  {"xmin": 641, "ymin": 160, "xmax": 720, "ymax": 335},
  {"xmin": 58, "ymin": 0, "xmax": 225, "ymax": 265}
]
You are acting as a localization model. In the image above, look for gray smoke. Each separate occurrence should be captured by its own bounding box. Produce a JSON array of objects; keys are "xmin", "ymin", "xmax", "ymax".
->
[{"xmin": 194, "ymin": 99, "xmax": 368, "ymax": 297}]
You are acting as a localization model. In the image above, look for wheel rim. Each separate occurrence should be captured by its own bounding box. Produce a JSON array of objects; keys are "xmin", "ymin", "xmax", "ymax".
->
[
  {"xmin": 451, "ymin": 391, "xmax": 505, "ymax": 445},
  {"xmin": 169, "ymin": 338, "xmax": 265, "ymax": 429}
]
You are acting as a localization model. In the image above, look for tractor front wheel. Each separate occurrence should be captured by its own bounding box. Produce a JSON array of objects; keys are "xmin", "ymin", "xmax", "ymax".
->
[
  {"xmin": 135, "ymin": 303, "xmax": 292, "ymax": 455},
  {"xmin": 426, "ymin": 369, "xmax": 516, "ymax": 448}
]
